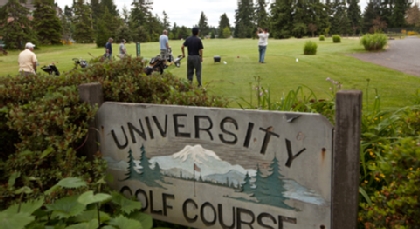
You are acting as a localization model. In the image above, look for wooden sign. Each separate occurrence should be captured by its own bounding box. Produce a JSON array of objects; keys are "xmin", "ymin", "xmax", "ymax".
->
[{"xmin": 98, "ymin": 103, "xmax": 334, "ymax": 229}]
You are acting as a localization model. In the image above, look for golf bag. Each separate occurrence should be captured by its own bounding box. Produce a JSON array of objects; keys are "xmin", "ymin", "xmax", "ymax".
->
[
  {"xmin": 41, "ymin": 63, "xmax": 60, "ymax": 76},
  {"xmin": 144, "ymin": 48, "xmax": 183, "ymax": 76}
]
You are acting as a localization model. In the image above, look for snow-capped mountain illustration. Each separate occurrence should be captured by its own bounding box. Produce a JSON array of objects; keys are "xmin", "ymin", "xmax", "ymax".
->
[{"xmin": 150, "ymin": 145, "xmax": 256, "ymax": 178}]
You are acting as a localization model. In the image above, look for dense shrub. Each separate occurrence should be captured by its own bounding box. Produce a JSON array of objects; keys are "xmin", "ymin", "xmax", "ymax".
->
[
  {"xmin": 0, "ymin": 56, "xmax": 228, "ymax": 208},
  {"xmin": 304, "ymin": 41, "xmax": 318, "ymax": 55},
  {"xmin": 319, "ymin": 35, "xmax": 325, "ymax": 41},
  {"xmin": 360, "ymin": 33, "xmax": 388, "ymax": 51},
  {"xmin": 359, "ymin": 137, "xmax": 420, "ymax": 228},
  {"xmin": 332, "ymin": 35, "xmax": 341, "ymax": 43}
]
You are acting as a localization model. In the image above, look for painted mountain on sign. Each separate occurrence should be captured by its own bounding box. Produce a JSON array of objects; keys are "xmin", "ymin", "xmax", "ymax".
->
[{"xmin": 150, "ymin": 144, "xmax": 256, "ymax": 178}]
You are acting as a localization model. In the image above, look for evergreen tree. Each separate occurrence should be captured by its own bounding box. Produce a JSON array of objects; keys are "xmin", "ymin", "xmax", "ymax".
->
[
  {"xmin": 241, "ymin": 172, "xmax": 253, "ymax": 195},
  {"xmin": 391, "ymin": 0, "xmax": 410, "ymax": 27},
  {"xmin": 253, "ymin": 164, "xmax": 268, "ymax": 198},
  {"xmin": 96, "ymin": 7, "xmax": 111, "ymax": 48},
  {"xmin": 33, "ymin": 0, "xmax": 62, "ymax": 45},
  {"xmin": 122, "ymin": 149, "xmax": 140, "ymax": 181},
  {"xmin": 270, "ymin": 0, "xmax": 293, "ymax": 38},
  {"xmin": 313, "ymin": 2, "xmax": 331, "ymax": 36},
  {"xmin": 261, "ymin": 157, "xmax": 293, "ymax": 209},
  {"xmin": 139, "ymin": 145, "xmax": 153, "ymax": 177},
  {"xmin": 61, "ymin": 5, "xmax": 73, "ymax": 42},
  {"xmin": 291, "ymin": 1, "xmax": 312, "ymax": 38},
  {"xmin": 0, "ymin": 0, "xmax": 37, "ymax": 49},
  {"xmin": 255, "ymin": 0, "xmax": 269, "ymax": 29},
  {"xmin": 362, "ymin": 2, "xmax": 381, "ymax": 33},
  {"xmin": 198, "ymin": 11, "xmax": 209, "ymax": 37},
  {"xmin": 99, "ymin": 0, "xmax": 119, "ymax": 16},
  {"xmin": 378, "ymin": 0, "xmax": 392, "ymax": 28},
  {"xmin": 145, "ymin": 13, "xmax": 162, "ymax": 41},
  {"xmin": 347, "ymin": 0, "xmax": 361, "ymax": 35},
  {"xmin": 116, "ymin": 24, "xmax": 132, "ymax": 43},
  {"xmin": 151, "ymin": 162, "xmax": 165, "ymax": 183},
  {"xmin": 129, "ymin": 0, "xmax": 153, "ymax": 42},
  {"xmin": 162, "ymin": 10, "xmax": 170, "ymax": 30},
  {"xmin": 330, "ymin": 2, "xmax": 351, "ymax": 35},
  {"xmin": 218, "ymin": 13, "xmax": 230, "ymax": 38},
  {"xmin": 235, "ymin": 0, "xmax": 255, "ymax": 38},
  {"xmin": 72, "ymin": 0, "xmax": 94, "ymax": 43},
  {"xmin": 178, "ymin": 26, "xmax": 189, "ymax": 40}
]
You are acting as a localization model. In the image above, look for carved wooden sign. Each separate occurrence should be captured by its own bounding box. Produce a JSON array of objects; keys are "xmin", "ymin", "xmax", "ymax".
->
[{"xmin": 98, "ymin": 103, "xmax": 333, "ymax": 229}]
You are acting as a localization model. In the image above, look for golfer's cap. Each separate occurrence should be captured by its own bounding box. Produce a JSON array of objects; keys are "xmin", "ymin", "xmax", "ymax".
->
[{"xmin": 25, "ymin": 42, "xmax": 36, "ymax": 48}]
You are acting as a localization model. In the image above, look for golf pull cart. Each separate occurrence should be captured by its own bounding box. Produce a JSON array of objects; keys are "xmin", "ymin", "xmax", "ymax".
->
[
  {"xmin": 72, "ymin": 58, "xmax": 89, "ymax": 69},
  {"xmin": 145, "ymin": 47, "xmax": 183, "ymax": 76}
]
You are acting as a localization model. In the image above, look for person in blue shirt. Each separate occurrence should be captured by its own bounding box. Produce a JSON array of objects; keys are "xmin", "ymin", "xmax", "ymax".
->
[
  {"xmin": 159, "ymin": 30, "xmax": 169, "ymax": 61},
  {"xmin": 105, "ymin": 37, "xmax": 113, "ymax": 60}
]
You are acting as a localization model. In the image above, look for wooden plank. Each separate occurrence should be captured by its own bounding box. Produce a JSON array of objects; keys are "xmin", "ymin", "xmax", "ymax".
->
[{"xmin": 332, "ymin": 90, "xmax": 362, "ymax": 229}]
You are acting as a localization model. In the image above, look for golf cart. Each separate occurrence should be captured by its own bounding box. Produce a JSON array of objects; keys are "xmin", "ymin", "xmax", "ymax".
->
[{"xmin": 145, "ymin": 47, "xmax": 183, "ymax": 76}]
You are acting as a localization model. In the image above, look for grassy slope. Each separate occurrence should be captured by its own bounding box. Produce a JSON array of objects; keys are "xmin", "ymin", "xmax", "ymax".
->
[{"xmin": 1, "ymin": 37, "xmax": 419, "ymax": 110}]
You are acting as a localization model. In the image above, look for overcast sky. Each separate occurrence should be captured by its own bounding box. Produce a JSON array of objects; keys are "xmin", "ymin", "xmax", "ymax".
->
[
  {"xmin": 57, "ymin": 0, "xmax": 237, "ymax": 28},
  {"xmin": 57, "ymin": 0, "xmax": 368, "ymax": 28}
]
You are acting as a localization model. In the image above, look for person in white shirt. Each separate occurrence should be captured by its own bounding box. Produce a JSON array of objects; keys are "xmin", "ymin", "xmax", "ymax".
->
[
  {"xmin": 18, "ymin": 42, "xmax": 37, "ymax": 76},
  {"xmin": 119, "ymin": 39, "xmax": 126, "ymax": 58},
  {"xmin": 256, "ymin": 28, "xmax": 269, "ymax": 63}
]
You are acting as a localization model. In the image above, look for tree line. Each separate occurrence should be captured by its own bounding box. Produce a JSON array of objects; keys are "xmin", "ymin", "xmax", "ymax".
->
[{"xmin": 0, "ymin": 0, "xmax": 419, "ymax": 49}]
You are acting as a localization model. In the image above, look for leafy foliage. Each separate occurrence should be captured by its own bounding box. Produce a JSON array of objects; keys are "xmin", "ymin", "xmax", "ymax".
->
[
  {"xmin": 0, "ymin": 177, "xmax": 158, "ymax": 229},
  {"xmin": 319, "ymin": 35, "xmax": 326, "ymax": 41},
  {"xmin": 303, "ymin": 41, "xmax": 318, "ymax": 55},
  {"xmin": 360, "ymin": 137, "xmax": 420, "ymax": 228},
  {"xmin": 360, "ymin": 33, "xmax": 387, "ymax": 51}
]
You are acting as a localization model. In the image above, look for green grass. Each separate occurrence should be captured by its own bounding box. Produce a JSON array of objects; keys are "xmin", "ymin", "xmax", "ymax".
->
[{"xmin": 1, "ymin": 37, "xmax": 419, "ymax": 110}]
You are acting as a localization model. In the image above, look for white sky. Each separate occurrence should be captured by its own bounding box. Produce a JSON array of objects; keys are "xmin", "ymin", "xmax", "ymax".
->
[
  {"xmin": 57, "ymin": 0, "xmax": 368, "ymax": 28},
  {"xmin": 57, "ymin": 0, "xmax": 238, "ymax": 28}
]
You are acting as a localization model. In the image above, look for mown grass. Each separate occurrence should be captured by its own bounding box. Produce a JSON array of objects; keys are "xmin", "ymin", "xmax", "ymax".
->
[{"xmin": 1, "ymin": 37, "xmax": 419, "ymax": 110}]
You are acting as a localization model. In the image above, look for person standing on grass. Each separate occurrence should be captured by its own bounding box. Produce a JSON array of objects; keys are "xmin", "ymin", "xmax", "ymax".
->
[
  {"xmin": 181, "ymin": 28, "xmax": 204, "ymax": 87},
  {"xmin": 18, "ymin": 42, "xmax": 37, "ymax": 76},
  {"xmin": 119, "ymin": 39, "xmax": 126, "ymax": 58},
  {"xmin": 105, "ymin": 37, "xmax": 113, "ymax": 60},
  {"xmin": 159, "ymin": 30, "xmax": 170, "ymax": 61},
  {"xmin": 256, "ymin": 28, "xmax": 269, "ymax": 63}
]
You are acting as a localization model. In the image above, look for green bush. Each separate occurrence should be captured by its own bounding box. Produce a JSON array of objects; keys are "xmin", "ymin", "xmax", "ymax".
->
[
  {"xmin": 332, "ymin": 35, "xmax": 341, "ymax": 43},
  {"xmin": 304, "ymin": 41, "xmax": 318, "ymax": 55},
  {"xmin": 319, "ymin": 35, "xmax": 325, "ymax": 41},
  {"xmin": 360, "ymin": 33, "xmax": 388, "ymax": 51},
  {"xmin": 0, "ymin": 56, "xmax": 229, "ymax": 208}
]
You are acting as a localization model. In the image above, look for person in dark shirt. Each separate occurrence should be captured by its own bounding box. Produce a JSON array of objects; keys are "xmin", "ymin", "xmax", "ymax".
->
[
  {"xmin": 181, "ymin": 28, "xmax": 204, "ymax": 87},
  {"xmin": 105, "ymin": 37, "xmax": 113, "ymax": 60}
]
